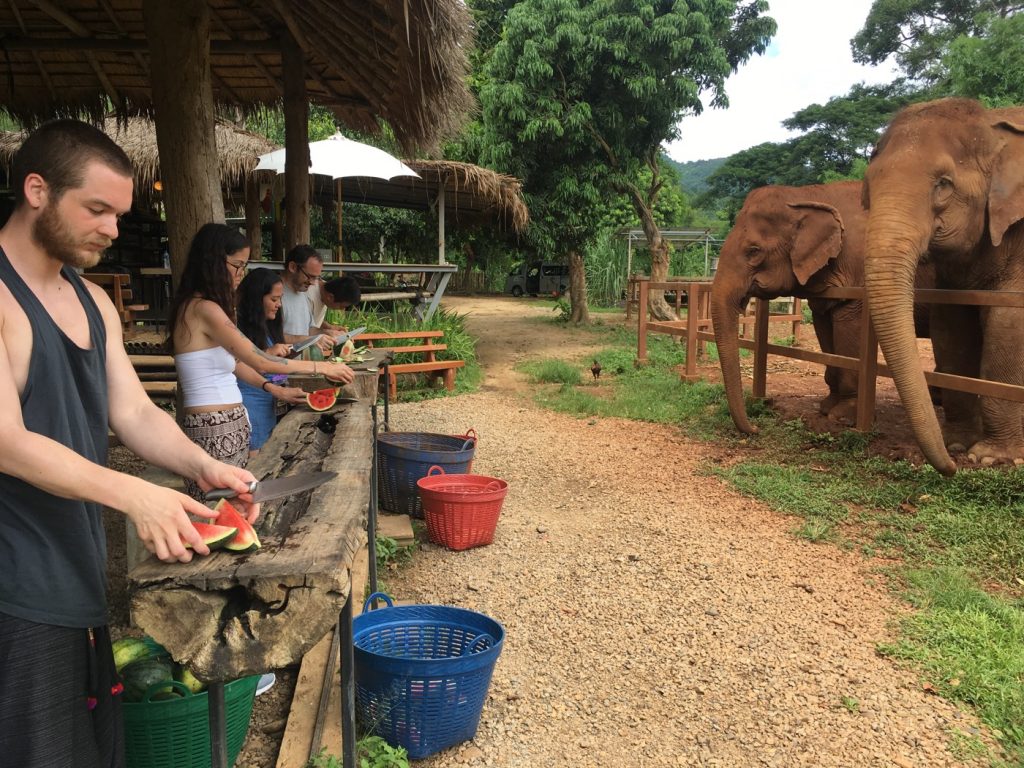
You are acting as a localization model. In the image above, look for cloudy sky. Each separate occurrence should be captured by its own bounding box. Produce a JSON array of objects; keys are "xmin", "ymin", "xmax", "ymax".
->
[{"xmin": 665, "ymin": 0, "xmax": 900, "ymax": 163}]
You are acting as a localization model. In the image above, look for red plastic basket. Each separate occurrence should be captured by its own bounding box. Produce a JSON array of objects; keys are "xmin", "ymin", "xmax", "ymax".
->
[{"xmin": 416, "ymin": 466, "xmax": 508, "ymax": 551}]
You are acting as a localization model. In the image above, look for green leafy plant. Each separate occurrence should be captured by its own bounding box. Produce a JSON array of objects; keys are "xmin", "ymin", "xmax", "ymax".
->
[
  {"xmin": 306, "ymin": 737, "xmax": 409, "ymax": 768},
  {"xmin": 840, "ymin": 696, "xmax": 860, "ymax": 713},
  {"xmin": 551, "ymin": 296, "xmax": 572, "ymax": 323}
]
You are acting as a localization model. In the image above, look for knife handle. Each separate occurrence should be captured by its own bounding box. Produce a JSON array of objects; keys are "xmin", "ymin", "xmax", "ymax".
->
[{"xmin": 205, "ymin": 480, "xmax": 258, "ymax": 501}]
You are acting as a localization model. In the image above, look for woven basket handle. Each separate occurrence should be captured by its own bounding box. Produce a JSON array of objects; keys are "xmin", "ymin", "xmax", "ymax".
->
[
  {"xmin": 462, "ymin": 633, "xmax": 495, "ymax": 655},
  {"xmin": 426, "ymin": 465, "xmax": 446, "ymax": 477},
  {"xmin": 361, "ymin": 592, "xmax": 394, "ymax": 614},
  {"xmin": 484, "ymin": 481, "xmax": 503, "ymax": 492},
  {"xmin": 141, "ymin": 679, "xmax": 193, "ymax": 702}
]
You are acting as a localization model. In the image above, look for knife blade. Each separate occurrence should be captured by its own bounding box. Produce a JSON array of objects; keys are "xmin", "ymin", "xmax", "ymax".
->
[
  {"xmin": 332, "ymin": 326, "xmax": 367, "ymax": 349},
  {"xmin": 205, "ymin": 471, "xmax": 337, "ymax": 502}
]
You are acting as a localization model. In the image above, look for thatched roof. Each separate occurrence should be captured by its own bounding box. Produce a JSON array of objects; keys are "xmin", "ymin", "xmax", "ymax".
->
[
  {"xmin": 336, "ymin": 159, "xmax": 530, "ymax": 233},
  {"xmin": 0, "ymin": 1, "xmax": 473, "ymax": 151},
  {"xmin": 0, "ymin": 116, "xmax": 275, "ymax": 196}
]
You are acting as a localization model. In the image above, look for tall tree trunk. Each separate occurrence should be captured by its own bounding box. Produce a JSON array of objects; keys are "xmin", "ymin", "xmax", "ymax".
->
[
  {"xmin": 568, "ymin": 249, "xmax": 590, "ymax": 324},
  {"xmin": 626, "ymin": 185, "xmax": 673, "ymax": 321},
  {"xmin": 143, "ymin": 0, "xmax": 224, "ymax": 290},
  {"xmin": 282, "ymin": 35, "xmax": 310, "ymax": 249}
]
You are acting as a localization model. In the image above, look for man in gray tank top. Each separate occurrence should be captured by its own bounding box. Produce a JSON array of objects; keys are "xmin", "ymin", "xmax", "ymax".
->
[{"xmin": 0, "ymin": 121, "xmax": 261, "ymax": 768}]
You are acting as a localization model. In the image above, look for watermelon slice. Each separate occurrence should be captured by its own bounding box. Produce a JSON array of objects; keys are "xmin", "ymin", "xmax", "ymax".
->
[
  {"xmin": 184, "ymin": 521, "xmax": 237, "ymax": 551},
  {"xmin": 213, "ymin": 498, "xmax": 262, "ymax": 553},
  {"xmin": 306, "ymin": 387, "xmax": 338, "ymax": 411}
]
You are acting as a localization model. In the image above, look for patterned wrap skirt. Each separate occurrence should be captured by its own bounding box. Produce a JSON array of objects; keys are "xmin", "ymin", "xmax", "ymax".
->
[{"xmin": 180, "ymin": 405, "xmax": 251, "ymax": 500}]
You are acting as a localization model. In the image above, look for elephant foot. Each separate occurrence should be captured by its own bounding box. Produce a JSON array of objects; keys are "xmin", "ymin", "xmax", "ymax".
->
[
  {"xmin": 965, "ymin": 439, "xmax": 1024, "ymax": 467},
  {"xmin": 943, "ymin": 419, "xmax": 982, "ymax": 455},
  {"xmin": 826, "ymin": 398, "xmax": 858, "ymax": 427},
  {"xmin": 818, "ymin": 392, "xmax": 855, "ymax": 416}
]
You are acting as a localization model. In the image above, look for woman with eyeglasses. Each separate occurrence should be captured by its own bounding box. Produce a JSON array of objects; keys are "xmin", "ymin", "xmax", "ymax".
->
[{"xmin": 168, "ymin": 223, "xmax": 355, "ymax": 499}]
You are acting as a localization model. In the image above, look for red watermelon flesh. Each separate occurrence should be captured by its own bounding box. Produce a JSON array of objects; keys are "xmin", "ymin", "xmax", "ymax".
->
[
  {"xmin": 184, "ymin": 521, "xmax": 237, "ymax": 551},
  {"xmin": 306, "ymin": 388, "xmax": 338, "ymax": 411},
  {"xmin": 213, "ymin": 499, "xmax": 262, "ymax": 553}
]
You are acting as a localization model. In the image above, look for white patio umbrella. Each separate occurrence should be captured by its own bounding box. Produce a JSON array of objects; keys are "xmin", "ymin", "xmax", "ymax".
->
[
  {"xmin": 254, "ymin": 132, "xmax": 419, "ymax": 180},
  {"xmin": 255, "ymin": 133, "xmax": 419, "ymax": 260}
]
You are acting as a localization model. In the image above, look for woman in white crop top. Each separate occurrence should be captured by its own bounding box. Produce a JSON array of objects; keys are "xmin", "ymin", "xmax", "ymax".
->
[{"xmin": 168, "ymin": 223, "xmax": 355, "ymax": 499}]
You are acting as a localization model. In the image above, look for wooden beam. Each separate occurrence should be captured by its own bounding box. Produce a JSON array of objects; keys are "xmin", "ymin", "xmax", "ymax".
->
[
  {"xmin": 142, "ymin": 0, "xmax": 225, "ymax": 288},
  {"xmin": 282, "ymin": 32, "xmax": 310, "ymax": 248},
  {"xmin": 0, "ymin": 37, "xmax": 284, "ymax": 53},
  {"xmin": 31, "ymin": 0, "xmax": 90, "ymax": 36},
  {"xmin": 8, "ymin": 0, "xmax": 56, "ymax": 102},
  {"xmin": 269, "ymin": 0, "xmax": 310, "ymax": 51}
]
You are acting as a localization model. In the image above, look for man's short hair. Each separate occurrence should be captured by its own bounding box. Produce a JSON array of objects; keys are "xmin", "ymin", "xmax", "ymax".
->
[
  {"xmin": 323, "ymin": 276, "xmax": 361, "ymax": 307},
  {"xmin": 285, "ymin": 243, "xmax": 322, "ymax": 268},
  {"xmin": 11, "ymin": 120, "xmax": 133, "ymax": 206}
]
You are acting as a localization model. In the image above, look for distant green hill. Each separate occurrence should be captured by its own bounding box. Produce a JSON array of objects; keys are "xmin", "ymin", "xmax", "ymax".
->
[{"xmin": 663, "ymin": 155, "xmax": 726, "ymax": 197}]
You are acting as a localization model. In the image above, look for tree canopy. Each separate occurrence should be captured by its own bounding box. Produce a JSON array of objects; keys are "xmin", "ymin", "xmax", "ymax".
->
[
  {"xmin": 851, "ymin": 0, "xmax": 1024, "ymax": 83},
  {"xmin": 478, "ymin": 0, "xmax": 775, "ymax": 320}
]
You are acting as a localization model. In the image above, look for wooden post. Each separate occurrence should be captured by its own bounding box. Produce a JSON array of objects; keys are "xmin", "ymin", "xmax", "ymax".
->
[
  {"xmin": 283, "ymin": 34, "xmax": 310, "ymax": 248},
  {"xmin": 753, "ymin": 298, "xmax": 769, "ymax": 399},
  {"xmin": 682, "ymin": 282, "xmax": 699, "ymax": 382},
  {"xmin": 636, "ymin": 278, "xmax": 649, "ymax": 364},
  {"xmin": 855, "ymin": 296, "xmax": 879, "ymax": 432},
  {"xmin": 143, "ymin": 0, "xmax": 225, "ymax": 289},
  {"xmin": 792, "ymin": 297, "xmax": 803, "ymax": 345},
  {"xmin": 437, "ymin": 182, "xmax": 446, "ymax": 265},
  {"xmin": 244, "ymin": 174, "xmax": 262, "ymax": 258},
  {"xmin": 335, "ymin": 179, "xmax": 344, "ymax": 260}
]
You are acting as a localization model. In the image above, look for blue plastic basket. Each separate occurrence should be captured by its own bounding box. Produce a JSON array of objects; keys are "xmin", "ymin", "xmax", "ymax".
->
[
  {"xmin": 376, "ymin": 430, "xmax": 477, "ymax": 518},
  {"xmin": 353, "ymin": 593, "xmax": 504, "ymax": 760}
]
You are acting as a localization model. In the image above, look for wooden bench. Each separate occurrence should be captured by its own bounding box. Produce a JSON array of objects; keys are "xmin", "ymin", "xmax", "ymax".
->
[
  {"xmin": 82, "ymin": 272, "xmax": 149, "ymax": 337},
  {"xmin": 360, "ymin": 330, "xmax": 465, "ymax": 398}
]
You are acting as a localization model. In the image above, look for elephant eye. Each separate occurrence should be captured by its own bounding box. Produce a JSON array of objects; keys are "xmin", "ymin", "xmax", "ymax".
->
[{"xmin": 935, "ymin": 176, "xmax": 953, "ymax": 189}]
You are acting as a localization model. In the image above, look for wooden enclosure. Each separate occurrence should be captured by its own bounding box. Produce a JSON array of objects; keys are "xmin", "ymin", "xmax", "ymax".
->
[{"xmin": 635, "ymin": 279, "xmax": 1024, "ymax": 431}]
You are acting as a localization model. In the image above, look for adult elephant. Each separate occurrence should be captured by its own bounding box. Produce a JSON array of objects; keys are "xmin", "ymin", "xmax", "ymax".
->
[
  {"xmin": 863, "ymin": 98, "xmax": 1024, "ymax": 475},
  {"xmin": 711, "ymin": 181, "xmax": 933, "ymax": 434}
]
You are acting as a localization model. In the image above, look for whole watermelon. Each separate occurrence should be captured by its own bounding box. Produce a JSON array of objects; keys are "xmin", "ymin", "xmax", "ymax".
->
[{"xmin": 121, "ymin": 658, "xmax": 175, "ymax": 703}]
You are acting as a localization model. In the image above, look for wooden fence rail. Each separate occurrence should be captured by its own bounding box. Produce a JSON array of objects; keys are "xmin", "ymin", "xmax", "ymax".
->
[{"xmin": 634, "ymin": 280, "xmax": 1024, "ymax": 432}]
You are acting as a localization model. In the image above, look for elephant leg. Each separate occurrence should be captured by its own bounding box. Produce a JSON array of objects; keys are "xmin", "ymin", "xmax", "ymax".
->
[
  {"xmin": 820, "ymin": 301, "xmax": 860, "ymax": 424},
  {"xmin": 968, "ymin": 306, "xmax": 1024, "ymax": 466},
  {"xmin": 809, "ymin": 307, "xmax": 843, "ymax": 414},
  {"xmin": 931, "ymin": 304, "xmax": 982, "ymax": 452}
]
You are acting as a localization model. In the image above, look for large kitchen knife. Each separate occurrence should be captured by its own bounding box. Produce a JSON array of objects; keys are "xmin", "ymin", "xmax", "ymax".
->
[{"xmin": 204, "ymin": 471, "xmax": 337, "ymax": 502}]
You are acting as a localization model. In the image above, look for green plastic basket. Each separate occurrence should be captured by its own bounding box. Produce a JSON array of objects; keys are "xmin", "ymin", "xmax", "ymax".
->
[{"xmin": 122, "ymin": 640, "xmax": 259, "ymax": 768}]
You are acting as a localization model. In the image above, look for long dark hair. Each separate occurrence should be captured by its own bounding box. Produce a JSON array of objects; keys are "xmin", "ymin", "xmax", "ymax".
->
[
  {"xmin": 236, "ymin": 267, "xmax": 284, "ymax": 350},
  {"xmin": 167, "ymin": 223, "xmax": 249, "ymax": 349}
]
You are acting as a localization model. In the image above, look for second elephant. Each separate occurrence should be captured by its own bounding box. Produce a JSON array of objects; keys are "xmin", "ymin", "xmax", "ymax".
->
[{"xmin": 711, "ymin": 181, "xmax": 933, "ymax": 433}]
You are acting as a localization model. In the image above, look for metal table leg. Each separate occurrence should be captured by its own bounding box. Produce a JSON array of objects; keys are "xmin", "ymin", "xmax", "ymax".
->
[
  {"xmin": 339, "ymin": 589, "xmax": 356, "ymax": 768},
  {"xmin": 368, "ymin": 403, "xmax": 380, "ymax": 598},
  {"xmin": 209, "ymin": 682, "xmax": 228, "ymax": 768}
]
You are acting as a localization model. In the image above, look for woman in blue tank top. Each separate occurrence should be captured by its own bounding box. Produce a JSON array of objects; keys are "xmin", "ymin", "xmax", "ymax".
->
[{"xmin": 235, "ymin": 268, "xmax": 305, "ymax": 454}]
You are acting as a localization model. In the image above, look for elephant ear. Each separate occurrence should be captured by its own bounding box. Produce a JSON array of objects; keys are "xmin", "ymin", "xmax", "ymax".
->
[
  {"xmin": 989, "ymin": 119, "xmax": 1024, "ymax": 247},
  {"xmin": 786, "ymin": 201, "xmax": 844, "ymax": 285}
]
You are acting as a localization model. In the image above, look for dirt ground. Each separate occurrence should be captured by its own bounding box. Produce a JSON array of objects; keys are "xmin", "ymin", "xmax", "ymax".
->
[{"xmin": 107, "ymin": 295, "xmax": 1001, "ymax": 767}]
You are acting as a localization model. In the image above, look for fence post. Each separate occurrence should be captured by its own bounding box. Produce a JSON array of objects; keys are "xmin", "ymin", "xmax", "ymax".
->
[
  {"xmin": 682, "ymin": 281, "xmax": 699, "ymax": 382},
  {"xmin": 636, "ymin": 278, "xmax": 649, "ymax": 364},
  {"xmin": 753, "ymin": 298, "xmax": 769, "ymax": 398},
  {"xmin": 792, "ymin": 297, "xmax": 803, "ymax": 345},
  {"xmin": 855, "ymin": 295, "xmax": 879, "ymax": 431}
]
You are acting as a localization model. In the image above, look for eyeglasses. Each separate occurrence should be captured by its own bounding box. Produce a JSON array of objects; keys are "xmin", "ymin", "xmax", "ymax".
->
[
  {"xmin": 299, "ymin": 265, "xmax": 321, "ymax": 283},
  {"xmin": 226, "ymin": 259, "xmax": 248, "ymax": 275}
]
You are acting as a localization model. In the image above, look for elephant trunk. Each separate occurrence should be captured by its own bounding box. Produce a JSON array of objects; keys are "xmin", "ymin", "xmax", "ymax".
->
[
  {"xmin": 864, "ymin": 202, "xmax": 956, "ymax": 475},
  {"xmin": 710, "ymin": 285, "xmax": 757, "ymax": 434}
]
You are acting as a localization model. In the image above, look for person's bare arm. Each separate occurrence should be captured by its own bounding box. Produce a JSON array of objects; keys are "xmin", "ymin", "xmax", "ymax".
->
[
  {"xmin": 195, "ymin": 300, "xmax": 355, "ymax": 383},
  {"xmin": 235, "ymin": 360, "xmax": 307, "ymax": 405},
  {"xmin": 0, "ymin": 292, "xmax": 247, "ymax": 563}
]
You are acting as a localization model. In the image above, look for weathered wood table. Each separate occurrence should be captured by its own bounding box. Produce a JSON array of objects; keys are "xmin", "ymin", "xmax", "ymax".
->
[{"xmin": 128, "ymin": 352, "xmax": 386, "ymax": 768}]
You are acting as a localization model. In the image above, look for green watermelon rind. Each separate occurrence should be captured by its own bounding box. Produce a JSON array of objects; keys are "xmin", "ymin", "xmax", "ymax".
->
[
  {"xmin": 112, "ymin": 637, "xmax": 151, "ymax": 673},
  {"xmin": 121, "ymin": 658, "xmax": 175, "ymax": 703},
  {"xmin": 213, "ymin": 499, "xmax": 262, "ymax": 554},
  {"xmin": 185, "ymin": 521, "xmax": 237, "ymax": 550}
]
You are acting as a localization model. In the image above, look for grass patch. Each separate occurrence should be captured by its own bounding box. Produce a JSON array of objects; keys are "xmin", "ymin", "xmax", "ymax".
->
[{"xmin": 522, "ymin": 359, "xmax": 582, "ymax": 385}]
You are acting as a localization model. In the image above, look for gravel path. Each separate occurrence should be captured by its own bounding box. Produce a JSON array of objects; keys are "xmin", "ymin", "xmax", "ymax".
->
[{"xmin": 375, "ymin": 297, "xmax": 992, "ymax": 768}]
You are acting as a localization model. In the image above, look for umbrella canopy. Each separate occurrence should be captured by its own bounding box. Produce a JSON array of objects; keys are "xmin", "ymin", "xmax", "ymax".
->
[{"xmin": 255, "ymin": 133, "xmax": 419, "ymax": 181}]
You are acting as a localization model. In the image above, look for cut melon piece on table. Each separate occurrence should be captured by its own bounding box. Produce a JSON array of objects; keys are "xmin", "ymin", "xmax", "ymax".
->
[
  {"xmin": 306, "ymin": 387, "xmax": 337, "ymax": 411},
  {"xmin": 213, "ymin": 498, "xmax": 262, "ymax": 553},
  {"xmin": 184, "ymin": 521, "xmax": 237, "ymax": 551}
]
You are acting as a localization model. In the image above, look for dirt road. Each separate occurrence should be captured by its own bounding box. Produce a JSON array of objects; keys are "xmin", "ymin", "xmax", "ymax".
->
[{"xmin": 369, "ymin": 296, "xmax": 992, "ymax": 767}]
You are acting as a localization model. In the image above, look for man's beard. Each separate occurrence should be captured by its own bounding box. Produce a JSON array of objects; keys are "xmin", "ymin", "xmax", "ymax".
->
[{"xmin": 32, "ymin": 202, "xmax": 110, "ymax": 269}]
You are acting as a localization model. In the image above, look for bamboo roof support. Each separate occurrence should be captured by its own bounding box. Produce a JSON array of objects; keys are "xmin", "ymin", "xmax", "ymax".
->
[{"xmin": 8, "ymin": 1, "xmax": 56, "ymax": 103}]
